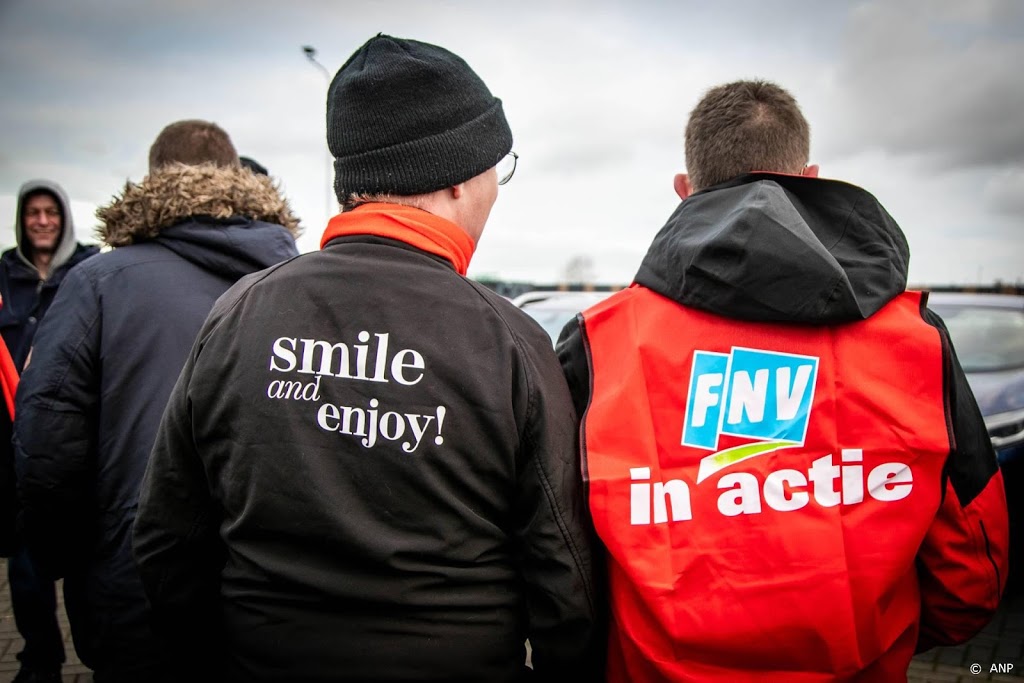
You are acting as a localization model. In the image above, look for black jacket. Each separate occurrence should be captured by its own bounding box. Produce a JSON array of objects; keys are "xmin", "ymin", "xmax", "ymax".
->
[
  {"xmin": 0, "ymin": 379, "xmax": 14, "ymax": 557},
  {"xmin": 13, "ymin": 164, "xmax": 300, "ymax": 678},
  {"xmin": 134, "ymin": 219, "xmax": 597, "ymax": 682}
]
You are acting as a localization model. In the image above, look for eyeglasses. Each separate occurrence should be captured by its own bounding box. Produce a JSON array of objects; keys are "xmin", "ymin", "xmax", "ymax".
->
[{"xmin": 497, "ymin": 151, "xmax": 518, "ymax": 186}]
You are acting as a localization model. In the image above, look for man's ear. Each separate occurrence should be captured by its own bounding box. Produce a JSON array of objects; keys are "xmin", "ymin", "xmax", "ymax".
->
[
  {"xmin": 451, "ymin": 183, "xmax": 465, "ymax": 199},
  {"xmin": 802, "ymin": 164, "xmax": 820, "ymax": 178},
  {"xmin": 673, "ymin": 173, "xmax": 693, "ymax": 200}
]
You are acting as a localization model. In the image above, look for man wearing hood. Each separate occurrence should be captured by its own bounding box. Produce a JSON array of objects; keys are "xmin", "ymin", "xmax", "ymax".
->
[
  {"xmin": 0, "ymin": 181, "xmax": 98, "ymax": 683},
  {"xmin": 133, "ymin": 35, "xmax": 597, "ymax": 682},
  {"xmin": 558, "ymin": 80, "xmax": 1009, "ymax": 681},
  {"xmin": 13, "ymin": 119, "xmax": 300, "ymax": 683},
  {"xmin": 0, "ymin": 181, "xmax": 99, "ymax": 370}
]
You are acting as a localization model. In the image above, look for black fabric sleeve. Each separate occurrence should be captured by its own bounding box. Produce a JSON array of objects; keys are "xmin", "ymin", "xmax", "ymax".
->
[
  {"xmin": 555, "ymin": 315, "xmax": 592, "ymax": 421},
  {"xmin": 0, "ymin": 401, "xmax": 16, "ymax": 557},
  {"xmin": 12, "ymin": 266, "xmax": 101, "ymax": 579},
  {"xmin": 916, "ymin": 305, "xmax": 1008, "ymax": 650},
  {"xmin": 132, "ymin": 333, "xmax": 226, "ymax": 681},
  {"xmin": 510, "ymin": 323, "xmax": 601, "ymax": 682},
  {"xmin": 922, "ymin": 307, "xmax": 999, "ymax": 505}
]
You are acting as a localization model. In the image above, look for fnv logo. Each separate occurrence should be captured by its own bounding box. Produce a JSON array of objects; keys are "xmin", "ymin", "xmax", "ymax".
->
[{"xmin": 682, "ymin": 347, "xmax": 819, "ymax": 483}]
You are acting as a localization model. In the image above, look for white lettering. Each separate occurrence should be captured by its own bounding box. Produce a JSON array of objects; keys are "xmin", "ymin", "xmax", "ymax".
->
[
  {"xmin": 299, "ymin": 339, "xmax": 351, "ymax": 377},
  {"xmin": 318, "ymin": 399, "xmax": 446, "ymax": 454},
  {"xmin": 403, "ymin": 413, "xmax": 435, "ymax": 454},
  {"xmin": 775, "ymin": 365, "xmax": 813, "ymax": 420},
  {"xmin": 717, "ymin": 472, "xmax": 762, "ymax": 516},
  {"xmin": 691, "ymin": 374, "xmax": 723, "ymax": 427},
  {"xmin": 807, "ymin": 454, "xmax": 841, "ymax": 507},
  {"xmin": 763, "ymin": 469, "xmax": 808, "ymax": 511},
  {"xmin": 624, "ymin": 448, "xmax": 913, "ymax": 525},
  {"xmin": 378, "ymin": 411, "xmax": 405, "ymax": 441},
  {"xmin": 727, "ymin": 369, "xmax": 769, "ymax": 425},
  {"xmin": 266, "ymin": 376, "xmax": 321, "ymax": 401},
  {"xmin": 362, "ymin": 399, "xmax": 380, "ymax": 448},
  {"xmin": 867, "ymin": 462, "xmax": 913, "ymax": 501},
  {"xmin": 841, "ymin": 449, "xmax": 864, "ymax": 504},
  {"xmin": 630, "ymin": 468, "xmax": 651, "ymax": 525},
  {"xmin": 317, "ymin": 403, "xmax": 341, "ymax": 431},
  {"xmin": 270, "ymin": 337, "xmax": 297, "ymax": 372},
  {"xmin": 391, "ymin": 349, "xmax": 425, "ymax": 386},
  {"xmin": 653, "ymin": 480, "xmax": 692, "ymax": 523},
  {"xmin": 340, "ymin": 406, "xmax": 366, "ymax": 436},
  {"xmin": 372, "ymin": 333, "xmax": 390, "ymax": 382}
]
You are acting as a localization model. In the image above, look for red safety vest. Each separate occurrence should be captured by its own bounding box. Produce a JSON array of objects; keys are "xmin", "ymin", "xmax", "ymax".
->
[{"xmin": 580, "ymin": 287, "xmax": 949, "ymax": 682}]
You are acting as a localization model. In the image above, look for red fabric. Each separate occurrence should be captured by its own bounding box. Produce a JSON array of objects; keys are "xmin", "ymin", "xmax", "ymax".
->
[
  {"xmin": 581, "ymin": 288, "xmax": 959, "ymax": 681},
  {"xmin": 917, "ymin": 473, "xmax": 1008, "ymax": 650},
  {"xmin": 320, "ymin": 203, "xmax": 475, "ymax": 276},
  {"xmin": 0, "ymin": 336, "xmax": 17, "ymax": 419}
]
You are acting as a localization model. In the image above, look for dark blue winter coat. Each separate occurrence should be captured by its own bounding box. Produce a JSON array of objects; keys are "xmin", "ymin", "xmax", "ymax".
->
[{"xmin": 12, "ymin": 164, "xmax": 301, "ymax": 680}]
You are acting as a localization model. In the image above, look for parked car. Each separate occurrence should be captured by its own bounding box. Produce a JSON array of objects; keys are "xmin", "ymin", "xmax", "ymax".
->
[
  {"xmin": 513, "ymin": 290, "xmax": 614, "ymax": 344},
  {"xmin": 926, "ymin": 292, "xmax": 1023, "ymax": 593},
  {"xmin": 927, "ymin": 292, "xmax": 1024, "ymax": 465}
]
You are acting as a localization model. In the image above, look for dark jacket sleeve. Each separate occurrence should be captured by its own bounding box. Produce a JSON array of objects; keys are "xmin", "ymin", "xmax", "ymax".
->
[
  {"xmin": 133, "ymin": 309, "xmax": 225, "ymax": 679},
  {"xmin": 12, "ymin": 266, "xmax": 101, "ymax": 578},
  {"xmin": 556, "ymin": 315, "xmax": 592, "ymax": 421},
  {"xmin": 0, "ymin": 397, "xmax": 16, "ymax": 557},
  {"xmin": 0, "ymin": 335, "xmax": 18, "ymax": 557},
  {"xmin": 916, "ymin": 308, "xmax": 1009, "ymax": 651},
  {"xmin": 510, "ymin": 319, "xmax": 600, "ymax": 682}
]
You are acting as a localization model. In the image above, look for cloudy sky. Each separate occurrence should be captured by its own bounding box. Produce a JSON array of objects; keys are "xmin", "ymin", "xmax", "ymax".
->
[{"xmin": 1, "ymin": 0, "xmax": 1022, "ymax": 287}]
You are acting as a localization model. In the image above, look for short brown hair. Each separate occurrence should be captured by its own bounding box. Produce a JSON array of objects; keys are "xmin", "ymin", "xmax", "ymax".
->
[
  {"xmin": 148, "ymin": 119, "xmax": 239, "ymax": 172},
  {"xmin": 684, "ymin": 80, "xmax": 810, "ymax": 192}
]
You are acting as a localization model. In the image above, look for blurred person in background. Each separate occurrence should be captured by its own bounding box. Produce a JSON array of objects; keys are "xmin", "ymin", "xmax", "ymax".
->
[
  {"xmin": 134, "ymin": 35, "xmax": 598, "ymax": 683},
  {"xmin": 558, "ymin": 79, "xmax": 1009, "ymax": 682},
  {"xmin": 13, "ymin": 119, "xmax": 300, "ymax": 683},
  {"xmin": 0, "ymin": 180, "xmax": 98, "ymax": 683},
  {"xmin": 240, "ymin": 155, "xmax": 269, "ymax": 176}
]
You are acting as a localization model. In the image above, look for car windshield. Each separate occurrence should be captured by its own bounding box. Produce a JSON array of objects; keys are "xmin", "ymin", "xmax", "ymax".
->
[
  {"xmin": 527, "ymin": 307, "xmax": 579, "ymax": 342},
  {"xmin": 930, "ymin": 304, "xmax": 1024, "ymax": 372}
]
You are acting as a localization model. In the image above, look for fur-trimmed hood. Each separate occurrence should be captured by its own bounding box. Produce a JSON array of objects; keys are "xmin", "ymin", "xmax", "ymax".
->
[{"xmin": 96, "ymin": 164, "xmax": 301, "ymax": 246}]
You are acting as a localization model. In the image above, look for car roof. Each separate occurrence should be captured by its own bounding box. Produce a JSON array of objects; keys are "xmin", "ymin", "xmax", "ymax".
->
[
  {"xmin": 511, "ymin": 290, "xmax": 615, "ymax": 310},
  {"xmin": 926, "ymin": 291, "xmax": 1024, "ymax": 310}
]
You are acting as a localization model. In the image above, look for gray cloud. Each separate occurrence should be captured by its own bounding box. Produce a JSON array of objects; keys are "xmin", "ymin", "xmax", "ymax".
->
[
  {"xmin": 984, "ymin": 167, "xmax": 1024, "ymax": 216},
  {"xmin": 1, "ymin": 0, "xmax": 1020, "ymax": 285},
  {"xmin": 823, "ymin": 0, "xmax": 1024, "ymax": 169}
]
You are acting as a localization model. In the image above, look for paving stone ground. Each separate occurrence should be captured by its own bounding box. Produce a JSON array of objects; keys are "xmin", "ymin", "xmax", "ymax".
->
[{"xmin": 0, "ymin": 557, "xmax": 1020, "ymax": 682}]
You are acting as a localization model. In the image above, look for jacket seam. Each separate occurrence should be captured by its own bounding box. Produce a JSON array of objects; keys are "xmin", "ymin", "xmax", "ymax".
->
[{"xmin": 461, "ymin": 277, "xmax": 597, "ymax": 613}]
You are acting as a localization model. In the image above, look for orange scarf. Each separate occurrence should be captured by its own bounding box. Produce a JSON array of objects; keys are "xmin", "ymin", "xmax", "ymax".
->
[{"xmin": 320, "ymin": 203, "xmax": 476, "ymax": 276}]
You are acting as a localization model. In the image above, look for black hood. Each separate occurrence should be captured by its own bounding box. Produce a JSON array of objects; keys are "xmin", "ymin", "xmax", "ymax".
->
[
  {"xmin": 634, "ymin": 173, "xmax": 910, "ymax": 324},
  {"xmin": 154, "ymin": 218, "xmax": 298, "ymax": 282}
]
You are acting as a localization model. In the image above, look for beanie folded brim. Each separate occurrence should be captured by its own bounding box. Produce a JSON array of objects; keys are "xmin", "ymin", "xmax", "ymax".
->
[{"xmin": 333, "ymin": 99, "xmax": 513, "ymax": 199}]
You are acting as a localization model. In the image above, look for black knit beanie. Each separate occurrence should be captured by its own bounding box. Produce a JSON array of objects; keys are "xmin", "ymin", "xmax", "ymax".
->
[{"xmin": 327, "ymin": 34, "xmax": 513, "ymax": 201}]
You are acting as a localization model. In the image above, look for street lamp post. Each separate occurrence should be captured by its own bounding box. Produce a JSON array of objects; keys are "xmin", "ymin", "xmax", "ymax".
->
[{"xmin": 302, "ymin": 45, "xmax": 334, "ymax": 224}]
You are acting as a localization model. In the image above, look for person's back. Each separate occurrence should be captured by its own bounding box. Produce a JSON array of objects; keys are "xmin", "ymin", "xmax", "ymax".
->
[
  {"xmin": 133, "ymin": 35, "xmax": 597, "ymax": 683},
  {"xmin": 557, "ymin": 80, "xmax": 1009, "ymax": 681},
  {"xmin": 14, "ymin": 120, "xmax": 300, "ymax": 682}
]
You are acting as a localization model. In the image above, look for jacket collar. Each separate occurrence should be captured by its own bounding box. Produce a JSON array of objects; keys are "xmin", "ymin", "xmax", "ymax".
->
[{"xmin": 320, "ymin": 203, "xmax": 475, "ymax": 276}]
